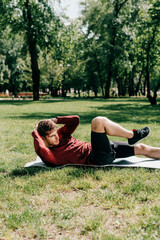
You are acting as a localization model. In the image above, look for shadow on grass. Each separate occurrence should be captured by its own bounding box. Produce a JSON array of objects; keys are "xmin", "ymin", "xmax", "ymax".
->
[
  {"xmin": 0, "ymin": 97, "xmax": 109, "ymax": 106},
  {"xmin": 0, "ymin": 97, "xmax": 158, "ymax": 105},
  {"xmin": 8, "ymin": 165, "xmax": 114, "ymax": 178},
  {"xmin": 1, "ymin": 98, "xmax": 160, "ymax": 126},
  {"xmin": 0, "ymin": 99, "xmax": 65, "ymax": 106},
  {"xmin": 5, "ymin": 103, "xmax": 160, "ymax": 124},
  {"xmin": 94, "ymin": 103, "xmax": 160, "ymax": 123},
  {"xmin": 8, "ymin": 164, "xmax": 156, "ymax": 179},
  {"xmin": 8, "ymin": 162, "xmax": 116, "ymax": 178},
  {"xmin": 8, "ymin": 167, "xmax": 52, "ymax": 178}
]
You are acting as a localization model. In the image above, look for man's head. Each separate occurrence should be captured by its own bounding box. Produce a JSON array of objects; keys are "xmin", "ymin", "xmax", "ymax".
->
[{"xmin": 37, "ymin": 120, "xmax": 59, "ymax": 147}]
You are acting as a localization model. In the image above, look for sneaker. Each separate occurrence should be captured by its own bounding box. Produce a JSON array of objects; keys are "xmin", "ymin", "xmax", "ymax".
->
[{"xmin": 128, "ymin": 127, "xmax": 150, "ymax": 146}]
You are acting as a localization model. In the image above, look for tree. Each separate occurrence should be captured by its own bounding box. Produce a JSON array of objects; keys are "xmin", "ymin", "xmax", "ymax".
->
[
  {"xmin": 0, "ymin": 54, "xmax": 10, "ymax": 92},
  {"xmin": 52, "ymin": 21, "xmax": 87, "ymax": 97},
  {"xmin": 82, "ymin": 36, "xmax": 104, "ymax": 97},
  {"xmin": 1, "ymin": 0, "xmax": 60, "ymax": 100},
  {"xmin": 0, "ymin": 26, "xmax": 25, "ymax": 95},
  {"xmin": 81, "ymin": 0, "xmax": 133, "ymax": 98},
  {"xmin": 136, "ymin": 0, "xmax": 160, "ymax": 104},
  {"xmin": 39, "ymin": 51, "xmax": 63, "ymax": 96}
]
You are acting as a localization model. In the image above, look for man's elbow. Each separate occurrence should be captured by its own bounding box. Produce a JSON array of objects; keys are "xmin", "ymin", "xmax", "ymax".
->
[{"xmin": 74, "ymin": 115, "xmax": 80, "ymax": 125}]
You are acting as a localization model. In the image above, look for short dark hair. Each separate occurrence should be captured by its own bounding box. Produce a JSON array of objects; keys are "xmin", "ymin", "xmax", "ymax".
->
[{"xmin": 37, "ymin": 120, "xmax": 57, "ymax": 137}]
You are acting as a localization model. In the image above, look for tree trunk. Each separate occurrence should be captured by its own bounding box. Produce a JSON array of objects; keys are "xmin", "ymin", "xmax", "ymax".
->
[
  {"xmin": 78, "ymin": 89, "xmax": 81, "ymax": 97},
  {"xmin": 146, "ymin": 47, "xmax": 150, "ymax": 98},
  {"xmin": 145, "ymin": 26, "xmax": 157, "ymax": 104},
  {"xmin": 94, "ymin": 54, "xmax": 104, "ymax": 97},
  {"xmin": 51, "ymin": 88, "xmax": 58, "ymax": 97},
  {"xmin": 146, "ymin": 44, "xmax": 155, "ymax": 104},
  {"xmin": 30, "ymin": 42, "xmax": 40, "ymax": 100},
  {"xmin": 146, "ymin": 66, "xmax": 157, "ymax": 105},
  {"xmin": 93, "ymin": 89, "xmax": 97, "ymax": 98},
  {"xmin": 147, "ymin": 94, "xmax": 157, "ymax": 105},
  {"xmin": 128, "ymin": 74, "xmax": 134, "ymax": 96},
  {"xmin": 142, "ymin": 78, "xmax": 146, "ymax": 96},
  {"xmin": 105, "ymin": 0, "xmax": 128, "ymax": 98},
  {"xmin": 62, "ymin": 74, "xmax": 66, "ymax": 98},
  {"xmin": 104, "ymin": 22, "xmax": 116, "ymax": 98},
  {"xmin": 135, "ymin": 70, "xmax": 143, "ymax": 96},
  {"xmin": 105, "ymin": 59, "xmax": 112, "ymax": 98},
  {"xmin": 148, "ymin": 80, "xmax": 160, "ymax": 105},
  {"xmin": 25, "ymin": 0, "xmax": 40, "ymax": 100}
]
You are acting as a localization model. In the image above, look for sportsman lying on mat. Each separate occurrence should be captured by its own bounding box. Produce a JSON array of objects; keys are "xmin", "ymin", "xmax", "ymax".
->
[{"xmin": 32, "ymin": 115, "xmax": 160, "ymax": 167}]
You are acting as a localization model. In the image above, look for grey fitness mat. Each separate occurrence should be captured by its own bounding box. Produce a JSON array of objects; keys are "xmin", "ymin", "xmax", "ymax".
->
[{"xmin": 25, "ymin": 156, "xmax": 160, "ymax": 169}]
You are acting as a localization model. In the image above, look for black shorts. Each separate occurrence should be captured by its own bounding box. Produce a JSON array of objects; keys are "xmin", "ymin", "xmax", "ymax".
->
[{"xmin": 89, "ymin": 131, "xmax": 135, "ymax": 165}]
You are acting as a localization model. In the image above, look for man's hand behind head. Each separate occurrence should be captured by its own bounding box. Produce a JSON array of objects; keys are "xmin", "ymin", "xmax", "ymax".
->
[{"xmin": 51, "ymin": 118, "xmax": 58, "ymax": 124}]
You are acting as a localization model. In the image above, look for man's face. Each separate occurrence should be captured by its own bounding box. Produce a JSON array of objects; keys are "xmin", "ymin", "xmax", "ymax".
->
[{"xmin": 43, "ymin": 128, "xmax": 60, "ymax": 147}]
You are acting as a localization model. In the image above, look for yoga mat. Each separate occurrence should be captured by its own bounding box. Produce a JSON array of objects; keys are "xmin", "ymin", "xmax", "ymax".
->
[{"xmin": 25, "ymin": 156, "xmax": 160, "ymax": 169}]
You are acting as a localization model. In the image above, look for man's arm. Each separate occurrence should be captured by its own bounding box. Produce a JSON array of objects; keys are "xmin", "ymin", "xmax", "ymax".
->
[
  {"xmin": 32, "ymin": 130, "xmax": 58, "ymax": 165},
  {"xmin": 56, "ymin": 115, "xmax": 80, "ymax": 135}
]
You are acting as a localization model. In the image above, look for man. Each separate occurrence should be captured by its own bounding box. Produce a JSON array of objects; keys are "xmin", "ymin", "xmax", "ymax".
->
[{"xmin": 32, "ymin": 115, "xmax": 160, "ymax": 166}]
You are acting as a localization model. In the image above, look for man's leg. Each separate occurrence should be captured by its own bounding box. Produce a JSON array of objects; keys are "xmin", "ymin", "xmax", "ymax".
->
[
  {"xmin": 91, "ymin": 117, "xmax": 160, "ymax": 159},
  {"xmin": 91, "ymin": 116, "xmax": 150, "ymax": 146},
  {"xmin": 91, "ymin": 117, "xmax": 134, "ymax": 163},
  {"xmin": 135, "ymin": 144, "xmax": 160, "ymax": 159},
  {"xmin": 91, "ymin": 117, "xmax": 133, "ymax": 138},
  {"xmin": 90, "ymin": 117, "xmax": 119, "ymax": 165}
]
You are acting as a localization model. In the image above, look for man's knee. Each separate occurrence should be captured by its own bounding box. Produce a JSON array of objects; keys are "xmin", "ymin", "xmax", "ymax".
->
[
  {"xmin": 92, "ymin": 117, "xmax": 105, "ymax": 127},
  {"xmin": 91, "ymin": 117, "xmax": 107, "ymax": 132}
]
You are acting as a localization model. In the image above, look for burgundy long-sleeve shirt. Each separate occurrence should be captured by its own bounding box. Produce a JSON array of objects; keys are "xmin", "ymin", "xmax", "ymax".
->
[{"xmin": 32, "ymin": 115, "xmax": 92, "ymax": 166}]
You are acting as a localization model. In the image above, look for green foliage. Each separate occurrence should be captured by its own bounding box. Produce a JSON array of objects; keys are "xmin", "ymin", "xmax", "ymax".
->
[
  {"xmin": 0, "ymin": 54, "xmax": 10, "ymax": 90},
  {"xmin": 17, "ymin": 53, "xmax": 32, "ymax": 91},
  {"xmin": 0, "ymin": 0, "xmax": 160, "ymax": 103},
  {"xmin": 80, "ymin": 0, "xmax": 160, "ymax": 101},
  {"xmin": 0, "ymin": 0, "xmax": 61, "ymax": 99},
  {"xmin": 0, "ymin": 27, "xmax": 24, "ymax": 94}
]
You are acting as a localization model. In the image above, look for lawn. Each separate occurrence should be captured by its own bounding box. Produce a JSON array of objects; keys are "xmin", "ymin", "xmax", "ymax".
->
[{"xmin": 0, "ymin": 97, "xmax": 160, "ymax": 240}]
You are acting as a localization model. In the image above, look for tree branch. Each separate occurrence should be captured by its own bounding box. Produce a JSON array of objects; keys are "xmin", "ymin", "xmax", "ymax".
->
[{"xmin": 118, "ymin": 0, "xmax": 128, "ymax": 14}]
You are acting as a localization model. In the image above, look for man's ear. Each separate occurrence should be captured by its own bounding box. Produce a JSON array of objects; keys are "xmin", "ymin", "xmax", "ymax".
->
[
  {"xmin": 42, "ymin": 136, "xmax": 47, "ymax": 143},
  {"xmin": 41, "ymin": 136, "xmax": 49, "ymax": 148}
]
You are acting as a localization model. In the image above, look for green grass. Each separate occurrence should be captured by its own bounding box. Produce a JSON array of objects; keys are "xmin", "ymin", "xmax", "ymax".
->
[{"xmin": 0, "ymin": 97, "xmax": 160, "ymax": 240}]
